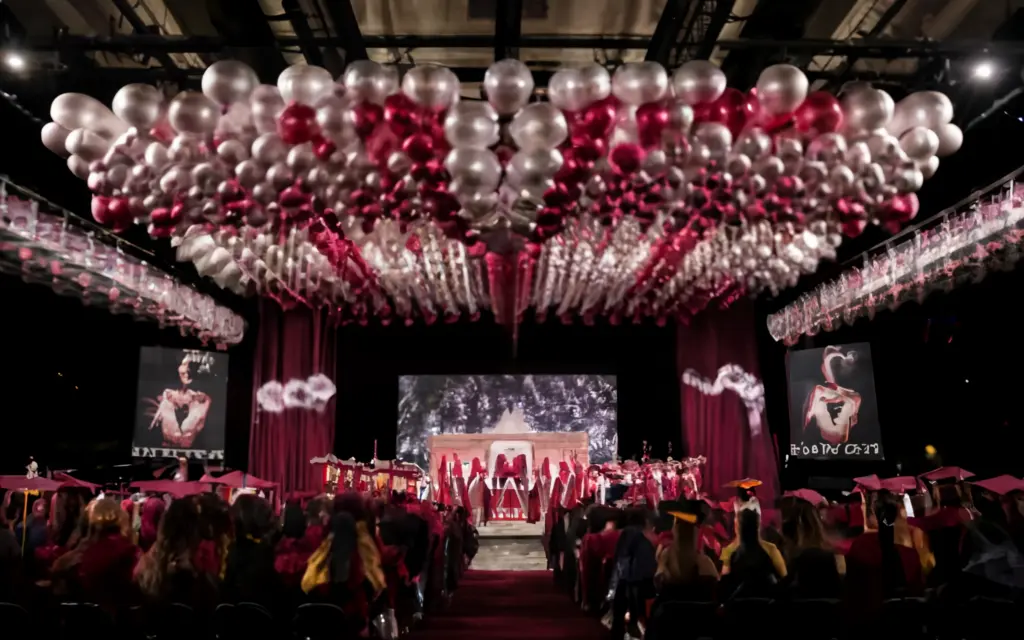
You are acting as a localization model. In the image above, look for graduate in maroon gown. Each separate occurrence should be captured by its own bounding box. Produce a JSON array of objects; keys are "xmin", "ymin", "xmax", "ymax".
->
[
  {"xmin": 437, "ymin": 456, "xmax": 452, "ymax": 507},
  {"xmin": 452, "ymin": 453, "xmax": 467, "ymax": 508}
]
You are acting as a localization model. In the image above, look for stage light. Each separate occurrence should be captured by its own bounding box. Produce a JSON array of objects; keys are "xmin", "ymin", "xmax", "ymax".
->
[
  {"xmin": 4, "ymin": 52, "xmax": 25, "ymax": 71},
  {"xmin": 924, "ymin": 444, "xmax": 937, "ymax": 456},
  {"xmin": 973, "ymin": 61, "xmax": 994, "ymax": 80}
]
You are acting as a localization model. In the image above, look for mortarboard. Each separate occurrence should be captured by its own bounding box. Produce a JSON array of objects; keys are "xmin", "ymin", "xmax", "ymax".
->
[
  {"xmin": 783, "ymin": 488, "xmax": 827, "ymax": 506},
  {"xmin": 919, "ymin": 466, "xmax": 974, "ymax": 483},
  {"xmin": 971, "ymin": 475, "xmax": 1024, "ymax": 497},
  {"xmin": 853, "ymin": 474, "xmax": 882, "ymax": 492},
  {"xmin": 726, "ymin": 478, "xmax": 762, "ymax": 502},
  {"xmin": 879, "ymin": 476, "xmax": 919, "ymax": 494},
  {"xmin": 659, "ymin": 499, "xmax": 710, "ymax": 525}
]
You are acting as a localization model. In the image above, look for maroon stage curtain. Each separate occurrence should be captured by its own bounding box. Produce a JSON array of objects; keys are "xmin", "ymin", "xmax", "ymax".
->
[
  {"xmin": 677, "ymin": 300, "xmax": 779, "ymax": 500},
  {"xmin": 249, "ymin": 300, "xmax": 336, "ymax": 492}
]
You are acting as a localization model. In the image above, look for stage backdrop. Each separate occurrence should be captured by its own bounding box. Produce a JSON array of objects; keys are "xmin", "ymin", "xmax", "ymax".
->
[
  {"xmin": 248, "ymin": 301, "xmax": 336, "ymax": 492},
  {"xmin": 787, "ymin": 343, "xmax": 883, "ymax": 460},
  {"xmin": 133, "ymin": 347, "xmax": 228, "ymax": 460},
  {"xmin": 678, "ymin": 300, "xmax": 779, "ymax": 499},
  {"xmin": 397, "ymin": 374, "xmax": 617, "ymax": 470}
]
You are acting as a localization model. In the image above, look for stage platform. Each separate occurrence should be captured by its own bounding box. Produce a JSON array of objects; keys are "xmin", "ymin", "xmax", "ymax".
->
[{"xmin": 472, "ymin": 520, "xmax": 548, "ymax": 571}]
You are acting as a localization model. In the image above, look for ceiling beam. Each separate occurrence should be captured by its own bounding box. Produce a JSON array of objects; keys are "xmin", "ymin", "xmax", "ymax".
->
[
  {"xmin": 826, "ymin": 0, "xmax": 912, "ymax": 88},
  {"xmin": 109, "ymin": 0, "xmax": 182, "ymax": 76},
  {"xmin": 646, "ymin": 0, "xmax": 690, "ymax": 65},
  {"xmin": 322, "ymin": 0, "xmax": 367, "ymax": 65},
  {"xmin": 204, "ymin": 0, "xmax": 287, "ymax": 78},
  {"xmin": 494, "ymin": 0, "xmax": 524, "ymax": 61},
  {"xmin": 281, "ymin": 0, "xmax": 327, "ymax": 69}
]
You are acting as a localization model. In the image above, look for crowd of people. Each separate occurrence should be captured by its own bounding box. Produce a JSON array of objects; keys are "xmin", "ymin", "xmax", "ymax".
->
[
  {"xmin": 0, "ymin": 487, "xmax": 476, "ymax": 637},
  {"xmin": 549, "ymin": 476, "xmax": 1024, "ymax": 639}
]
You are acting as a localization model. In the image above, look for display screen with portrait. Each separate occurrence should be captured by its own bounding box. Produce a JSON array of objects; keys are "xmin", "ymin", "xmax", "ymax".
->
[
  {"xmin": 133, "ymin": 347, "xmax": 229, "ymax": 460},
  {"xmin": 787, "ymin": 343, "xmax": 883, "ymax": 460}
]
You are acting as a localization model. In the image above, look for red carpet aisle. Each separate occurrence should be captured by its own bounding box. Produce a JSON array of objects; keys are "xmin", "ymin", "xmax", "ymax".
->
[{"xmin": 412, "ymin": 571, "xmax": 608, "ymax": 640}]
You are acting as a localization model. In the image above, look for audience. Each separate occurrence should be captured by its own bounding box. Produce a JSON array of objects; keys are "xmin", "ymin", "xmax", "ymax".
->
[{"xmin": 778, "ymin": 497, "xmax": 844, "ymax": 598}]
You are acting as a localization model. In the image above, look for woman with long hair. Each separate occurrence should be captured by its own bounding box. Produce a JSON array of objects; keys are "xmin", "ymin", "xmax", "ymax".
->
[
  {"xmin": 655, "ymin": 501, "xmax": 718, "ymax": 599},
  {"xmin": 134, "ymin": 497, "xmax": 218, "ymax": 610},
  {"xmin": 194, "ymin": 492, "xmax": 232, "ymax": 580},
  {"xmin": 224, "ymin": 494, "xmax": 282, "ymax": 609},
  {"xmin": 52, "ymin": 498, "xmax": 140, "ymax": 612},
  {"xmin": 779, "ymin": 497, "xmax": 844, "ymax": 597},
  {"xmin": 275, "ymin": 500, "xmax": 312, "ymax": 591},
  {"xmin": 720, "ymin": 503, "xmax": 786, "ymax": 599},
  {"xmin": 138, "ymin": 496, "xmax": 166, "ymax": 552}
]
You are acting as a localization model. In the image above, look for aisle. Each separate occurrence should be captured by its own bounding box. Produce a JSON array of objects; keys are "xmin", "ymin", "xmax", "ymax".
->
[{"xmin": 412, "ymin": 571, "xmax": 608, "ymax": 640}]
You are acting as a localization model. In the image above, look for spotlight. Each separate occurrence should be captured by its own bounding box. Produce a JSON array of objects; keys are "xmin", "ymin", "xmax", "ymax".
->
[
  {"xmin": 973, "ymin": 61, "xmax": 994, "ymax": 80},
  {"xmin": 4, "ymin": 52, "xmax": 25, "ymax": 71}
]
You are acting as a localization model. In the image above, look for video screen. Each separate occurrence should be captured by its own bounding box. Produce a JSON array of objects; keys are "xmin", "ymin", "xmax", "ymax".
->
[
  {"xmin": 787, "ymin": 343, "xmax": 883, "ymax": 460},
  {"xmin": 133, "ymin": 347, "xmax": 229, "ymax": 460},
  {"xmin": 397, "ymin": 374, "xmax": 617, "ymax": 469}
]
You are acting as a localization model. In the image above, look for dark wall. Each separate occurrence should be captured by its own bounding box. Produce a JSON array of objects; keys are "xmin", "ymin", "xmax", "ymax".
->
[
  {"xmin": 758, "ymin": 264, "xmax": 1024, "ymax": 488},
  {"xmin": 335, "ymin": 315, "xmax": 681, "ymax": 465}
]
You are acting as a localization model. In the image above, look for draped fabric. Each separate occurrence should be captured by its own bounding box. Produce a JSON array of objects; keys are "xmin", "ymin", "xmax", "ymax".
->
[
  {"xmin": 249, "ymin": 301, "xmax": 336, "ymax": 493},
  {"xmin": 677, "ymin": 300, "xmax": 779, "ymax": 500}
]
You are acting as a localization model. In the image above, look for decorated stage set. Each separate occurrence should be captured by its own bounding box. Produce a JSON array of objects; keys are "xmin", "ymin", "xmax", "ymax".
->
[{"xmin": 25, "ymin": 53, "xmax": 973, "ymax": 496}]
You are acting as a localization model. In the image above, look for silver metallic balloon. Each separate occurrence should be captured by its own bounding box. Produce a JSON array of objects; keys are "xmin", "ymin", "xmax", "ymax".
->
[
  {"xmin": 42, "ymin": 122, "xmax": 72, "ymax": 157},
  {"xmin": 893, "ymin": 167, "xmax": 924, "ymax": 193},
  {"xmin": 315, "ymin": 94, "xmax": 354, "ymax": 141},
  {"xmin": 612, "ymin": 62, "xmax": 669, "ymax": 105},
  {"xmin": 168, "ymin": 91, "xmax": 219, "ymax": 136},
  {"xmin": 919, "ymin": 155, "xmax": 940, "ymax": 179},
  {"xmin": 840, "ymin": 87, "xmax": 894, "ymax": 134},
  {"xmin": 67, "ymin": 155, "xmax": 91, "ymax": 179},
  {"xmin": 899, "ymin": 126, "xmax": 939, "ymax": 161},
  {"xmin": 578, "ymin": 63, "xmax": 612, "ymax": 105},
  {"xmin": 266, "ymin": 164, "xmax": 294, "ymax": 190},
  {"xmin": 888, "ymin": 91, "xmax": 954, "ymax": 137},
  {"xmin": 547, "ymin": 68, "xmax": 589, "ymax": 112},
  {"xmin": 864, "ymin": 130, "xmax": 901, "ymax": 164},
  {"xmin": 50, "ymin": 92, "xmax": 127, "ymax": 139},
  {"xmin": 671, "ymin": 60, "xmax": 727, "ymax": 106},
  {"xmin": 65, "ymin": 128, "xmax": 110, "ymax": 161},
  {"xmin": 484, "ymin": 59, "xmax": 535, "ymax": 115},
  {"xmin": 286, "ymin": 143, "xmax": 316, "ymax": 173},
  {"xmin": 159, "ymin": 165, "xmax": 193, "ymax": 194},
  {"xmin": 235, "ymin": 159, "xmax": 265, "ymax": 189},
  {"xmin": 694, "ymin": 122, "xmax": 732, "ymax": 160},
  {"xmin": 343, "ymin": 60, "xmax": 399, "ymax": 105},
  {"xmin": 444, "ymin": 148, "xmax": 503, "ymax": 193},
  {"xmin": 277, "ymin": 64, "xmax": 334, "ymax": 106},
  {"xmin": 668, "ymin": 102, "xmax": 694, "ymax": 133},
  {"xmin": 167, "ymin": 134, "xmax": 202, "ymax": 164},
  {"xmin": 144, "ymin": 141, "xmax": 170, "ymax": 170},
  {"xmin": 251, "ymin": 84, "xmax": 285, "ymax": 124},
  {"xmin": 505, "ymin": 149, "xmax": 564, "ymax": 190},
  {"xmin": 202, "ymin": 60, "xmax": 258, "ymax": 105},
  {"xmin": 934, "ymin": 122, "xmax": 963, "ymax": 157},
  {"xmin": 252, "ymin": 133, "xmax": 288, "ymax": 165},
  {"xmin": 112, "ymin": 84, "xmax": 165, "ymax": 129},
  {"xmin": 755, "ymin": 64, "xmax": 809, "ymax": 115},
  {"xmin": 844, "ymin": 140, "xmax": 872, "ymax": 172},
  {"xmin": 217, "ymin": 138, "xmax": 250, "ymax": 164},
  {"xmin": 829, "ymin": 164, "xmax": 856, "ymax": 192},
  {"xmin": 508, "ymin": 103, "xmax": 568, "ymax": 152},
  {"xmin": 444, "ymin": 102, "xmax": 500, "ymax": 149},
  {"xmin": 805, "ymin": 132, "xmax": 847, "ymax": 166},
  {"xmin": 401, "ymin": 65, "xmax": 460, "ymax": 110},
  {"xmin": 734, "ymin": 128, "xmax": 772, "ymax": 160}
]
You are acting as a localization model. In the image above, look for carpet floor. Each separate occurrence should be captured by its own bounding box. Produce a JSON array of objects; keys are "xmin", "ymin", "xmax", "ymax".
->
[{"xmin": 411, "ymin": 571, "xmax": 608, "ymax": 640}]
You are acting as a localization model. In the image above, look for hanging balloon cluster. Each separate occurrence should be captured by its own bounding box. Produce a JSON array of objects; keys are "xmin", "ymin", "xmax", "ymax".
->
[{"xmin": 39, "ymin": 58, "xmax": 963, "ymax": 324}]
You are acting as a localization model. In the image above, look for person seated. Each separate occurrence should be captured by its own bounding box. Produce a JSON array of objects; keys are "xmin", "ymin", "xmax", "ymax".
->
[
  {"xmin": 135, "ymin": 498, "xmax": 220, "ymax": 612},
  {"xmin": 138, "ymin": 497, "xmax": 166, "ymax": 552},
  {"xmin": 720, "ymin": 502, "xmax": 787, "ymax": 600},
  {"xmin": 845, "ymin": 495, "xmax": 924, "ymax": 623},
  {"xmin": 52, "ymin": 498, "xmax": 140, "ymax": 614},
  {"xmin": 223, "ymin": 494, "xmax": 283, "ymax": 611},
  {"xmin": 194, "ymin": 492, "xmax": 232, "ymax": 582},
  {"xmin": 303, "ymin": 496, "xmax": 386, "ymax": 635},
  {"xmin": 275, "ymin": 499, "xmax": 314, "ymax": 589},
  {"xmin": 579, "ymin": 506, "xmax": 622, "ymax": 611},
  {"xmin": 654, "ymin": 500, "xmax": 718, "ymax": 601},
  {"xmin": 610, "ymin": 508, "xmax": 658, "ymax": 640},
  {"xmin": 779, "ymin": 497, "xmax": 844, "ymax": 598}
]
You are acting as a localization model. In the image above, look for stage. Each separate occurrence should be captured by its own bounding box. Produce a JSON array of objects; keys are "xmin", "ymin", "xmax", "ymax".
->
[{"xmin": 473, "ymin": 520, "xmax": 547, "ymax": 571}]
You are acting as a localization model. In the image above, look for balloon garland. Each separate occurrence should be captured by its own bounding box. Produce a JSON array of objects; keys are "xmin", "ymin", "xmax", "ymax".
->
[{"xmin": 39, "ymin": 59, "xmax": 963, "ymax": 324}]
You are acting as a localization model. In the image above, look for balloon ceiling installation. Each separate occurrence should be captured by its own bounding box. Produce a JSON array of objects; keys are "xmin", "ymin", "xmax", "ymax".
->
[{"xmin": 39, "ymin": 58, "xmax": 964, "ymax": 325}]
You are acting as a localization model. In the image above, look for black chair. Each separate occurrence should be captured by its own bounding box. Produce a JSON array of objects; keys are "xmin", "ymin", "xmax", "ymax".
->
[
  {"xmin": 787, "ymin": 599, "xmax": 841, "ymax": 640},
  {"xmin": 722, "ymin": 598, "xmax": 775, "ymax": 640},
  {"xmin": 0, "ymin": 602, "xmax": 31, "ymax": 632},
  {"xmin": 215, "ymin": 602, "xmax": 277, "ymax": 640},
  {"xmin": 959, "ymin": 596, "xmax": 1018, "ymax": 640},
  {"xmin": 645, "ymin": 600, "xmax": 719, "ymax": 640},
  {"xmin": 293, "ymin": 603, "xmax": 350, "ymax": 640},
  {"xmin": 880, "ymin": 597, "xmax": 930, "ymax": 640},
  {"xmin": 136, "ymin": 602, "xmax": 198, "ymax": 640},
  {"xmin": 59, "ymin": 603, "xmax": 116, "ymax": 639}
]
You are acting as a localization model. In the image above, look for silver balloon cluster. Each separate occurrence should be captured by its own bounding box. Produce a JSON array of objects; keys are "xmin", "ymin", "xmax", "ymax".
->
[
  {"xmin": 256, "ymin": 373, "xmax": 337, "ymax": 413},
  {"xmin": 38, "ymin": 57, "xmax": 963, "ymax": 323}
]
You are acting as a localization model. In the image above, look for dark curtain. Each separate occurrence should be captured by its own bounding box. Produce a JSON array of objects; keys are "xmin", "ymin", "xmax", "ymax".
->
[
  {"xmin": 677, "ymin": 300, "xmax": 779, "ymax": 500},
  {"xmin": 249, "ymin": 300, "xmax": 336, "ymax": 492}
]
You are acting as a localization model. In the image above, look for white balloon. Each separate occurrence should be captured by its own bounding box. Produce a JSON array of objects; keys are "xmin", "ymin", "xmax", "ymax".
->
[
  {"xmin": 612, "ymin": 62, "xmax": 669, "ymax": 105},
  {"xmin": 444, "ymin": 102, "xmax": 500, "ymax": 149},
  {"xmin": 278, "ymin": 64, "xmax": 334, "ymax": 105},
  {"xmin": 508, "ymin": 103, "xmax": 568, "ymax": 153}
]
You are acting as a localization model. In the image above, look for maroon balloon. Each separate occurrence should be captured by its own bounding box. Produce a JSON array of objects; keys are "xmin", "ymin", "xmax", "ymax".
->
[
  {"xmin": 571, "ymin": 95, "xmax": 618, "ymax": 139},
  {"xmin": 351, "ymin": 101, "xmax": 384, "ymax": 140},
  {"xmin": 711, "ymin": 88, "xmax": 760, "ymax": 136},
  {"xmin": 635, "ymin": 101, "xmax": 670, "ymax": 149},
  {"xmin": 384, "ymin": 93, "xmax": 423, "ymax": 139},
  {"xmin": 402, "ymin": 132, "xmax": 436, "ymax": 164},
  {"xmin": 793, "ymin": 91, "xmax": 844, "ymax": 136},
  {"xmin": 608, "ymin": 143, "xmax": 645, "ymax": 176},
  {"xmin": 278, "ymin": 103, "xmax": 319, "ymax": 145},
  {"xmin": 91, "ymin": 195, "xmax": 111, "ymax": 225}
]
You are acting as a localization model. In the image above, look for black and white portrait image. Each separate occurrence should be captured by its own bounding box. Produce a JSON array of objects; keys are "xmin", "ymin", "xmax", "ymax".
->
[
  {"xmin": 397, "ymin": 374, "xmax": 617, "ymax": 469},
  {"xmin": 787, "ymin": 343, "xmax": 883, "ymax": 460},
  {"xmin": 133, "ymin": 347, "xmax": 229, "ymax": 460}
]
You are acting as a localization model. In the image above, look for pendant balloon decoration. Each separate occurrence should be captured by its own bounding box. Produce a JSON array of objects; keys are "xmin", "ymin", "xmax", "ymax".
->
[{"xmin": 39, "ymin": 59, "xmax": 963, "ymax": 325}]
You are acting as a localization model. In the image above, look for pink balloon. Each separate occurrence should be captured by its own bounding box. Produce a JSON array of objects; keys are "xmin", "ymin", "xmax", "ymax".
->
[
  {"xmin": 794, "ymin": 91, "xmax": 844, "ymax": 136},
  {"xmin": 635, "ymin": 101, "xmax": 670, "ymax": 149}
]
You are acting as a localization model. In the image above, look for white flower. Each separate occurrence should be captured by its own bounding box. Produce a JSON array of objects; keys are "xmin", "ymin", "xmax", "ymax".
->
[
  {"xmin": 283, "ymin": 379, "xmax": 314, "ymax": 409},
  {"xmin": 256, "ymin": 381, "xmax": 286, "ymax": 413},
  {"xmin": 306, "ymin": 373, "xmax": 337, "ymax": 402}
]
